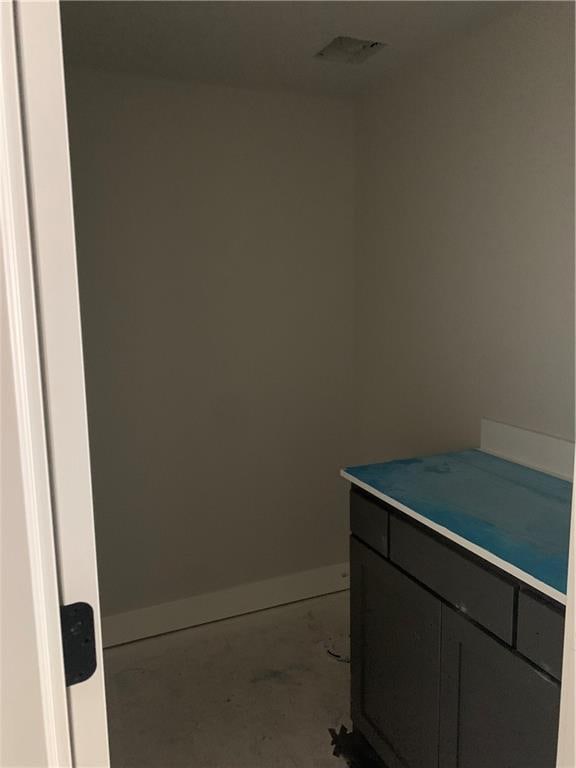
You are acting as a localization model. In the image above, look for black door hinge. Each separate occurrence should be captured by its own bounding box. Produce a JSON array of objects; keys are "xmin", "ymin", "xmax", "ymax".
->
[{"xmin": 60, "ymin": 602, "xmax": 97, "ymax": 686}]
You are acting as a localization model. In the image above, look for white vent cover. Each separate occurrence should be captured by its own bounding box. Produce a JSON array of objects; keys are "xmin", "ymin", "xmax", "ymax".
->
[{"xmin": 315, "ymin": 36, "xmax": 386, "ymax": 64}]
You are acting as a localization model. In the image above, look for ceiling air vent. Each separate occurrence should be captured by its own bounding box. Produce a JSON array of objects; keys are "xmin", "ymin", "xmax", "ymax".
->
[{"xmin": 315, "ymin": 36, "xmax": 386, "ymax": 65}]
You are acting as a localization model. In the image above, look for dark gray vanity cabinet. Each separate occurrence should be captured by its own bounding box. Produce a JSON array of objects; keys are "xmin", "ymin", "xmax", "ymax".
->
[{"xmin": 350, "ymin": 488, "xmax": 563, "ymax": 768}]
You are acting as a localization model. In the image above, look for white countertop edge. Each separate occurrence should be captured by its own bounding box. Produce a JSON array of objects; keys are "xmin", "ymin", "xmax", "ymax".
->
[{"xmin": 340, "ymin": 469, "xmax": 567, "ymax": 606}]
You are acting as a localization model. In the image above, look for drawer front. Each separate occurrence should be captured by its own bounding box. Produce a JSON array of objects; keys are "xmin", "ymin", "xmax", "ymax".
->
[
  {"xmin": 390, "ymin": 514, "xmax": 515, "ymax": 643},
  {"xmin": 517, "ymin": 590, "xmax": 565, "ymax": 680},
  {"xmin": 350, "ymin": 488, "xmax": 388, "ymax": 558}
]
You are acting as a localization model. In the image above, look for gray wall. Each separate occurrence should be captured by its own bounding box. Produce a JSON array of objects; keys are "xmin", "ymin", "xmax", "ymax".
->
[
  {"xmin": 355, "ymin": 2, "xmax": 575, "ymax": 463},
  {"xmin": 66, "ymin": 70, "xmax": 356, "ymax": 617}
]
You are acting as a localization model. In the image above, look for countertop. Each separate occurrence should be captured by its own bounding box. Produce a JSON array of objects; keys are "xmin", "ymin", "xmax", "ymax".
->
[{"xmin": 342, "ymin": 449, "xmax": 572, "ymax": 604}]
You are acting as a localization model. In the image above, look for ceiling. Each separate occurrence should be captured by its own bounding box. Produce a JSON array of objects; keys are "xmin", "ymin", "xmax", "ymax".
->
[{"xmin": 60, "ymin": 1, "xmax": 519, "ymax": 96}]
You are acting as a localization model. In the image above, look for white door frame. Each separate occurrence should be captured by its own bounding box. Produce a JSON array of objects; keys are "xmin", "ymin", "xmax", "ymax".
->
[
  {"xmin": 4, "ymin": 0, "xmax": 109, "ymax": 765},
  {"xmin": 557, "ymin": 467, "xmax": 575, "ymax": 767},
  {"xmin": 1, "ymin": 1, "xmax": 71, "ymax": 764}
]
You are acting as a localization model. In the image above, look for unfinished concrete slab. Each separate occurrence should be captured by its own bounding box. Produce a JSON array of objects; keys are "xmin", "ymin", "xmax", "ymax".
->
[{"xmin": 104, "ymin": 591, "xmax": 350, "ymax": 768}]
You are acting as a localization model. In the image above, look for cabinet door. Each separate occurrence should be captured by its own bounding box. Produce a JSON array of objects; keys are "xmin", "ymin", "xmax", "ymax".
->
[
  {"xmin": 440, "ymin": 606, "xmax": 560, "ymax": 768},
  {"xmin": 351, "ymin": 537, "xmax": 442, "ymax": 768}
]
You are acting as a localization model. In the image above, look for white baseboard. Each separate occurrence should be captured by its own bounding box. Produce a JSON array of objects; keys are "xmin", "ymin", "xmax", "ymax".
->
[
  {"xmin": 480, "ymin": 418, "xmax": 574, "ymax": 480},
  {"xmin": 102, "ymin": 562, "xmax": 350, "ymax": 647}
]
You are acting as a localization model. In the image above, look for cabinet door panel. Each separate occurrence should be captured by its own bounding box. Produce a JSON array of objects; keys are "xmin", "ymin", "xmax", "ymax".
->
[
  {"xmin": 440, "ymin": 606, "xmax": 560, "ymax": 768},
  {"xmin": 351, "ymin": 537, "xmax": 441, "ymax": 768}
]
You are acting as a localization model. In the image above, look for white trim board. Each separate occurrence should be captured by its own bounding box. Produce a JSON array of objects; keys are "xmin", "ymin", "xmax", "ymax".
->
[
  {"xmin": 102, "ymin": 562, "xmax": 349, "ymax": 647},
  {"xmin": 480, "ymin": 418, "xmax": 574, "ymax": 481},
  {"xmin": 1, "ymin": 4, "xmax": 71, "ymax": 761},
  {"xmin": 341, "ymin": 469, "xmax": 567, "ymax": 605}
]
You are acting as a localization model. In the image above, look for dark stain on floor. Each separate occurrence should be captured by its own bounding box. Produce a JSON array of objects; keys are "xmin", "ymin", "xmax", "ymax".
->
[{"xmin": 250, "ymin": 663, "xmax": 310, "ymax": 685}]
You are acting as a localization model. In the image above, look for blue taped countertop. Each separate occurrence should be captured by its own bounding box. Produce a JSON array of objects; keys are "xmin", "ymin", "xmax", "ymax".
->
[{"xmin": 342, "ymin": 450, "xmax": 572, "ymax": 602}]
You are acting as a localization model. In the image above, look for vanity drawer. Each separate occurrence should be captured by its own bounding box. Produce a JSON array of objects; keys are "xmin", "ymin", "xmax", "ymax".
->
[
  {"xmin": 390, "ymin": 514, "xmax": 515, "ymax": 643},
  {"xmin": 516, "ymin": 590, "xmax": 565, "ymax": 680},
  {"xmin": 350, "ymin": 488, "xmax": 389, "ymax": 559}
]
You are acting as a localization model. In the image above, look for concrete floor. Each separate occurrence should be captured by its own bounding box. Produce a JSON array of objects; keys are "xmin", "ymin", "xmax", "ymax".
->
[{"xmin": 104, "ymin": 591, "xmax": 351, "ymax": 768}]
